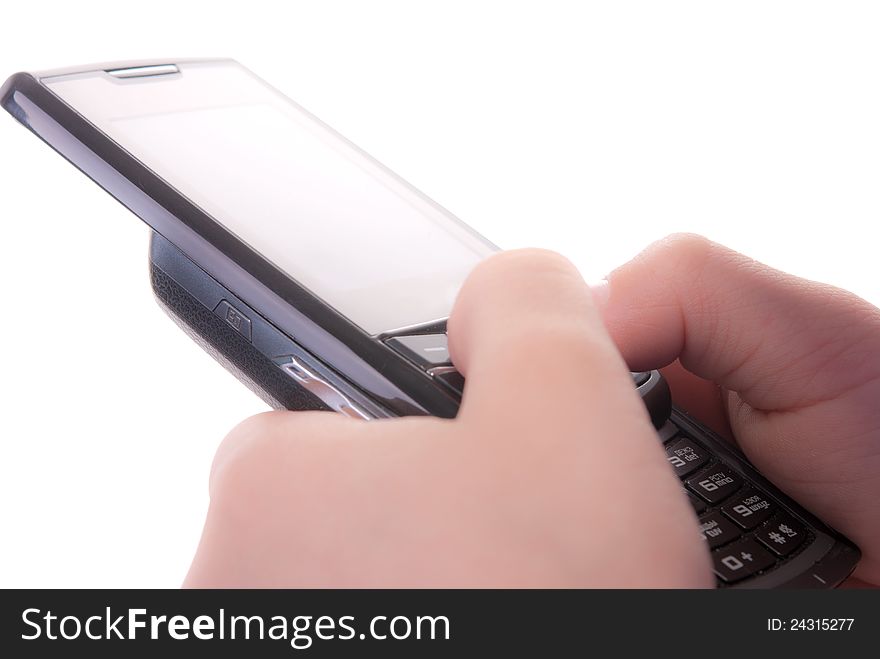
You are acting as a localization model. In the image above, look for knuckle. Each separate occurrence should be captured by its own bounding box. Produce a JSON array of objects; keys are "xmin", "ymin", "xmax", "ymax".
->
[
  {"xmin": 225, "ymin": 410, "xmax": 288, "ymax": 444},
  {"xmin": 633, "ymin": 233, "xmax": 729, "ymax": 290},
  {"xmin": 653, "ymin": 232, "xmax": 716, "ymax": 264},
  {"xmin": 496, "ymin": 318, "xmax": 620, "ymax": 377},
  {"xmin": 209, "ymin": 411, "xmax": 338, "ymax": 500},
  {"xmin": 464, "ymin": 248, "xmax": 585, "ymax": 307},
  {"xmin": 453, "ymin": 248, "xmax": 589, "ymax": 338},
  {"xmin": 210, "ymin": 412, "xmax": 287, "ymax": 493}
]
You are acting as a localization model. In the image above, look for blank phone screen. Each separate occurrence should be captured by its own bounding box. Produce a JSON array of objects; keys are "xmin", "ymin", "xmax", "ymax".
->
[{"xmin": 45, "ymin": 61, "xmax": 495, "ymax": 334}]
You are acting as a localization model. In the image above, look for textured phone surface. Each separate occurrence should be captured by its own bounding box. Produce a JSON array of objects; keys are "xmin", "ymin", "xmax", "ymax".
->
[{"xmin": 151, "ymin": 262, "xmax": 330, "ymax": 412}]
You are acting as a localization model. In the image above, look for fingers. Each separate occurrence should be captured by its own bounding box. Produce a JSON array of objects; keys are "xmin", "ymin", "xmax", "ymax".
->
[
  {"xmin": 189, "ymin": 410, "xmax": 391, "ymax": 587},
  {"xmin": 188, "ymin": 407, "xmax": 711, "ymax": 588},
  {"xmin": 601, "ymin": 233, "xmax": 880, "ymax": 411},
  {"xmin": 601, "ymin": 234, "xmax": 880, "ymax": 583},
  {"xmin": 447, "ymin": 249, "xmax": 645, "ymax": 431},
  {"xmin": 186, "ymin": 250, "xmax": 710, "ymax": 588}
]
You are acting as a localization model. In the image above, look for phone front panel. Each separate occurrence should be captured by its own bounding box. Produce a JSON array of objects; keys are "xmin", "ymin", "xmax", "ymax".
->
[
  {"xmin": 20, "ymin": 60, "xmax": 500, "ymax": 416},
  {"xmin": 42, "ymin": 62, "xmax": 496, "ymax": 334}
]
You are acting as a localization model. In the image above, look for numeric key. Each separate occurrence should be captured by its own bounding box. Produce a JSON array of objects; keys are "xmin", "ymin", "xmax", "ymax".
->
[
  {"xmin": 721, "ymin": 489, "xmax": 774, "ymax": 529},
  {"xmin": 686, "ymin": 466, "xmax": 743, "ymax": 504},
  {"xmin": 665, "ymin": 437, "xmax": 710, "ymax": 478},
  {"xmin": 698, "ymin": 512, "xmax": 740, "ymax": 549},
  {"xmin": 713, "ymin": 538, "xmax": 776, "ymax": 583}
]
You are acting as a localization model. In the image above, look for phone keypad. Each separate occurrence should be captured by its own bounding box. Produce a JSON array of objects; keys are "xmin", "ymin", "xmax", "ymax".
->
[{"xmin": 662, "ymin": 427, "xmax": 814, "ymax": 586}]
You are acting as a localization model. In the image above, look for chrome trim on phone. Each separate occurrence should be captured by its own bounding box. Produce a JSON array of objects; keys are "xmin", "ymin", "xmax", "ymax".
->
[
  {"xmin": 277, "ymin": 355, "xmax": 371, "ymax": 420},
  {"xmin": 5, "ymin": 84, "xmax": 438, "ymax": 418},
  {"xmin": 377, "ymin": 317, "xmax": 451, "ymax": 339},
  {"xmin": 426, "ymin": 365, "xmax": 459, "ymax": 377},
  {"xmin": 106, "ymin": 64, "xmax": 180, "ymax": 78}
]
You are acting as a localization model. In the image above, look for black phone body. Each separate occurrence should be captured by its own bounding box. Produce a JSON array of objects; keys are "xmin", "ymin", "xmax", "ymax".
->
[{"xmin": 2, "ymin": 60, "xmax": 860, "ymax": 587}]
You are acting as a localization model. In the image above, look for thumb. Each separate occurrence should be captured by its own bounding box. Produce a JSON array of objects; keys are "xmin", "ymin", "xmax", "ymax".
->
[
  {"xmin": 447, "ymin": 248, "xmax": 651, "ymax": 436},
  {"xmin": 599, "ymin": 233, "xmax": 880, "ymax": 583},
  {"xmin": 599, "ymin": 233, "xmax": 880, "ymax": 412}
]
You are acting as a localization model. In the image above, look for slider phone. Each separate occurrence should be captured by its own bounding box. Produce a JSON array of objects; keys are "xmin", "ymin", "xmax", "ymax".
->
[{"xmin": 2, "ymin": 59, "xmax": 860, "ymax": 587}]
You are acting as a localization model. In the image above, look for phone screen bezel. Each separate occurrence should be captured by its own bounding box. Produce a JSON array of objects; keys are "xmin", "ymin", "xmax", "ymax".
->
[
  {"xmin": 1, "ymin": 63, "xmax": 462, "ymax": 417},
  {"xmin": 40, "ymin": 61, "xmax": 496, "ymax": 337}
]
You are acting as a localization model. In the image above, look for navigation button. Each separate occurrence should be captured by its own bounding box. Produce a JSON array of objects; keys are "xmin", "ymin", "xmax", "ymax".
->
[
  {"xmin": 429, "ymin": 366, "xmax": 465, "ymax": 395},
  {"xmin": 386, "ymin": 334, "xmax": 452, "ymax": 369}
]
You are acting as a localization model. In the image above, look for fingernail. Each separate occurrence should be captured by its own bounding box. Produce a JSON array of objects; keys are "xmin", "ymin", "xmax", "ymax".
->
[{"xmin": 587, "ymin": 277, "xmax": 610, "ymax": 309}]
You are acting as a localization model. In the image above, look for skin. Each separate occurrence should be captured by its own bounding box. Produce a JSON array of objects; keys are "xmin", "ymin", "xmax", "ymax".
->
[
  {"xmin": 185, "ymin": 234, "xmax": 880, "ymax": 588},
  {"xmin": 600, "ymin": 234, "xmax": 880, "ymax": 586}
]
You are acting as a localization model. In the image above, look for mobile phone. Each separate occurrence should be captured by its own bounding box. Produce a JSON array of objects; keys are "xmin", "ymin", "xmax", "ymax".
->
[{"xmin": 2, "ymin": 59, "xmax": 860, "ymax": 587}]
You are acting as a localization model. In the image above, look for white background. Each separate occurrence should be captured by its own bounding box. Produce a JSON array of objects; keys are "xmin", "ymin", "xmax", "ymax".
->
[{"xmin": 1, "ymin": 1, "xmax": 878, "ymax": 587}]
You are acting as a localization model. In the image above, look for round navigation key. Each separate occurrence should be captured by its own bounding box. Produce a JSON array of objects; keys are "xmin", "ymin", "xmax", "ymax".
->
[{"xmin": 429, "ymin": 366, "xmax": 465, "ymax": 395}]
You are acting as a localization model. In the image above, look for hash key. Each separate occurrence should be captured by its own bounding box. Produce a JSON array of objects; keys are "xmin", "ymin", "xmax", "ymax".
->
[{"xmin": 756, "ymin": 514, "xmax": 807, "ymax": 556}]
